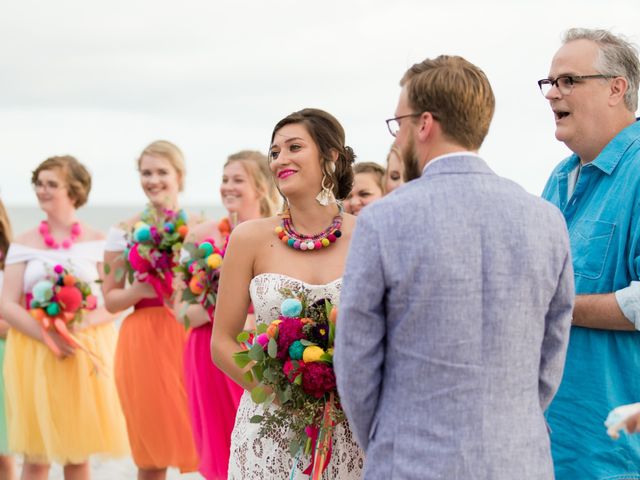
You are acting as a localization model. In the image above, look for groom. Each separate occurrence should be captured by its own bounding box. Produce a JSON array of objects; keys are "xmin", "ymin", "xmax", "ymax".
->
[{"xmin": 334, "ymin": 55, "xmax": 575, "ymax": 479}]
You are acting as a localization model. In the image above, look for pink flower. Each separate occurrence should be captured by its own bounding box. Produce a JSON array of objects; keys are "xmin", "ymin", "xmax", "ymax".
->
[
  {"xmin": 283, "ymin": 359, "xmax": 305, "ymax": 383},
  {"xmin": 275, "ymin": 317, "xmax": 304, "ymax": 360},
  {"xmin": 301, "ymin": 362, "xmax": 336, "ymax": 399},
  {"xmin": 256, "ymin": 333, "xmax": 269, "ymax": 350}
]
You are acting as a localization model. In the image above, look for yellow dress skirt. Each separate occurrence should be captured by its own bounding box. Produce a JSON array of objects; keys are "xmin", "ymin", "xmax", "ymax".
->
[{"xmin": 3, "ymin": 323, "xmax": 129, "ymax": 464}]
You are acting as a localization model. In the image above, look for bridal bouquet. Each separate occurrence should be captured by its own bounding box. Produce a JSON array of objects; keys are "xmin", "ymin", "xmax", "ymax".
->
[
  {"xmin": 233, "ymin": 288, "xmax": 343, "ymax": 479},
  {"xmin": 28, "ymin": 264, "xmax": 103, "ymax": 371},
  {"xmin": 116, "ymin": 206, "xmax": 188, "ymax": 301},
  {"xmin": 175, "ymin": 236, "xmax": 226, "ymax": 324}
]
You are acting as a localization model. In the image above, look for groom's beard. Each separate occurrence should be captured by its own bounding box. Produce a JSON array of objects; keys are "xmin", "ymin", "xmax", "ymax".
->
[{"xmin": 402, "ymin": 135, "xmax": 422, "ymax": 182}]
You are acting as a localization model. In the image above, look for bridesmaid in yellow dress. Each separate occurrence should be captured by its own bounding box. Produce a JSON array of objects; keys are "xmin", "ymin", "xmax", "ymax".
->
[{"xmin": 0, "ymin": 156, "xmax": 128, "ymax": 480}]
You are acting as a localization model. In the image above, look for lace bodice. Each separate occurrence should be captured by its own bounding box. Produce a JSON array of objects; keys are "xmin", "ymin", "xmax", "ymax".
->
[
  {"xmin": 228, "ymin": 273, "xmax": 364, "ymax": 480},
  {"xmin": 249, "ymin": 273, "xmax": 343, "ymax": 326}
]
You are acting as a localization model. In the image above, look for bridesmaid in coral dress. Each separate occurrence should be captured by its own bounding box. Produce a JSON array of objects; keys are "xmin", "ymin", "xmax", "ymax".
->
[
  {"xmin": 176, "ymin": 150, "xmax": 279, "ymax": 479},
  {"xmin": 102, "ymin": 141, "xmax": 199, "ymax": 480}
]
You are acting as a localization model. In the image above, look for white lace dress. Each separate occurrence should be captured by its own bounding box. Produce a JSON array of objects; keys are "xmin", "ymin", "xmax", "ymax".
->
[{"xmin": 228, "ymin": 273, "xmax": 364, "ymax": 480}]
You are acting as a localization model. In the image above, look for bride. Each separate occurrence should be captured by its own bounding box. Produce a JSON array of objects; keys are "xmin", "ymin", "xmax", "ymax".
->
[{"xmin": 212, "ymin": 108, "xmax": 365, "ymax": 479}]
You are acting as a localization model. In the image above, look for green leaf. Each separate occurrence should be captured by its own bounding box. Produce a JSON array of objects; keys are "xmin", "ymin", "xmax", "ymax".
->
[
  {"xmin": 233, "ymin": 351, "xmax": 251, "ymax": 369},
  {"xmin": 115, "ymin": 267, "xmax": 125, "ymax": 282},
  {"xmin": 183, "ymin": 314, "xmax": 190, "ymax": 329},
  {"xmin": 236, "ymin": 331, "xmax": 250, "ymax": 343},
  {"xmin": 267, "ymin": 338, "xmax": 278, "ymax": 359},
  {"xmin": 250, "ymin": 415, "xmax": 264, "ymax": 424},
  {"xmin": 183, "ymin": 242, "xmax": 198, "ymax": 257},
  {"xmin": 325, "ymin": 299, "xmax": 333, "ymax": 319},
  {"xmin": 329, "ymin": 322, "xmax": 335, "ymax": 345},
  {"xmin": 293, "ymin": 374, "xmax": 302, "ymax": 385},
  {"xmin": 299, "ymin": 339, "xmax": 316, "ymax": 347},
  {"xmin": 252, "ymin": 363, "xmax": 264, "ymax": 382},
  {"xmin": 243, "ymin": 371, "xmax": 254, "ymax": 383},
  {"xmin": 248, "ymin": 343, "xmax": 265, "ymax": 362},
  {"xmin": 279, "ymin": 385, "xmax": 292, "ymax": 404},
  {"xmin": 256, "ymin": 323, "xmax": 268, "ymax": 335},
  {"xmin": 103, "ymin": 263, "xmax": 111, "ymax": 275},
  {"xmin": 251, "ymin": 386, "xmax": 267, "ymax": 404},
  {"xmin": 319, "ymin": 353, "xmax": 333, "ymax": 364}
]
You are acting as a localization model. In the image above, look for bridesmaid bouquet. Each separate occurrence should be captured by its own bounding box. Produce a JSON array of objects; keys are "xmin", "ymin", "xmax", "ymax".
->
[
  {"xmin": 114, "ymin": 206, "xmax": 188, "ymax": 301},
  {"xmin": 233, "ymin": 288, "xmax": 343, "ymax": 479},
  {"xmin": 28, "ymin": 264, "xmax": 103, "ymax": 370},
  {"xmin": 175, "ymin": 236, "xmax": 226, "ymax": 324}
]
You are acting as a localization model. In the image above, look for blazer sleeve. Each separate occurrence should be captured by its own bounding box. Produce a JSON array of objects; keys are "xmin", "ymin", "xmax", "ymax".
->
[
  {"xmin": 334, "ymin": 209, "xmax": 387, "ymax": 451},
  {"xmin": 539, "ymin": 225, "xmax": 575, "ymax": 412}
]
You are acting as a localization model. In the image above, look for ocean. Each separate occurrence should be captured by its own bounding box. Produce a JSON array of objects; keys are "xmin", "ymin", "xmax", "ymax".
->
[{"xmin": 5, "ymin": 204, "xmax": 227, "ymax": 236}]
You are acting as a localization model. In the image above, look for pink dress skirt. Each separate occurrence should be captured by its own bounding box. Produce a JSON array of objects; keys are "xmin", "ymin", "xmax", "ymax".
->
[{"xmin": 184, "ymin": 321, "xmax": 243, "ymax": 479}]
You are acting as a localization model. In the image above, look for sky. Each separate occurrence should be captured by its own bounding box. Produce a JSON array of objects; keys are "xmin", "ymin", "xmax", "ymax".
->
[{"xmin": 1, "ymin": 0, "xmax": 639, "ymax": 206}]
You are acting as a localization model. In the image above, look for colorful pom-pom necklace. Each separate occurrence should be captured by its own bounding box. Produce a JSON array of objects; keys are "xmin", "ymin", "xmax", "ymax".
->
[
  {"xmin": 275, "ymin": 205, "xmax": 343, "ymax": 251},
  {"xmin": 39, "ymin": 221, "xmax": 81, "ymax": 249}
]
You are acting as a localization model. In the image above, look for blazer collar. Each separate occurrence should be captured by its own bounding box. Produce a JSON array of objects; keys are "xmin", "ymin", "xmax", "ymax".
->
[{"xmin": 421, "ymin": 154, "xmax": 494, "ymax": 177}]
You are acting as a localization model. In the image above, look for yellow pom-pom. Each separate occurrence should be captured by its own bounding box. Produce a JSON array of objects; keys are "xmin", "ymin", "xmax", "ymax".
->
[
  {"xmin": 207, "ymin": 253, "xmax": 223, "ymax": 269},
  {"xmin": 275, "ymin": 226, "xmax": 283, "ymax": 234},
  {"xmin": 302, "ymin": 345, "xmax": 325, "ymax": 363},
  {"xmin": 134, "ymin": 221, "xmax": 146, "ymax": 230}
]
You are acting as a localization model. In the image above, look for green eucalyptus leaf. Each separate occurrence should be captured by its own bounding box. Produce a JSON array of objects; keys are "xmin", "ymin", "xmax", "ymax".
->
[
  {"xmin": 233, "ymin": 351, "xmax": 251, "ymax": 369},
  {"xmin": 103, "ymin": 263, "xmax": 111, "ymax": 275},
  {"xmin": 256, "ymin": 323, "xmax": 268, "ymax": 335},
  {"xmin": 243, "ymin": 371, "xmax": 254, "ymax": 383},
  {"xmin": 267, "ymin": 338, "xmax": 278, "ymax": 359},
  {"xmin": 250, "ymin": 415, "xmax": 264, "ymax": 424},
  {"xmin": 248, "ymin": 343, "xmax": 265, "ymax": 362},
  {"xmin": 251, "ymin": 386, "xmax": 267, "ymax": 404},
  {"xmin": 236, "ymin": 331, "xmax": 250, "ymax": 343}
]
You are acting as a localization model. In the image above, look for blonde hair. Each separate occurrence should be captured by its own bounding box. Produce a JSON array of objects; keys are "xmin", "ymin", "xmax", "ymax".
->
[
  {"xmin": 137, "ymin": 140, "xmax": 186, "ymax": 191},
  {"xmin": 354, "ymin": 161, "xmax": 386, "ymax": 195},
  {"xmin": 31, "ymin": 155, "xmax": 92, "ymax": 208},
  {"xmin": 384, "ymin": 145, "xmax": 403, "ymax": 184},
  {"xmin": 225, "ymin": 150, "xmax": 280, "ymax": 217},
  {"xmin": 0, "ymin": 199, "xmax": 12, "ymax": 270}
]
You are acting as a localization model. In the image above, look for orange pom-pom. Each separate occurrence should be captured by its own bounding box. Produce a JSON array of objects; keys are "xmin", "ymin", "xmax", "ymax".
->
[
  {"xmin": 178, "ymin": 225, "xmax": 189, "ymax": 238},
  {"xmin": 189, "ymin": 273, "xmax": 206, "ymax": 295},
  {"xmin": 29, "ymin": 308, "xmax": 46, "ymax": 322},
  {"xmin": 63, "ymin": 274, "xmax": 76, "ymax": 286}
]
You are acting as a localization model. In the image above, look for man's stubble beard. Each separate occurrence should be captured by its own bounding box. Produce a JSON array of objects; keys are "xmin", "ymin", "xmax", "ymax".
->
[{"xmin": 402, "ymin": 134, "xmax": 422, "ymax": 182}]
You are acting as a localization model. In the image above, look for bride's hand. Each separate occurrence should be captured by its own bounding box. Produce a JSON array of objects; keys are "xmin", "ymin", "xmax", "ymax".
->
[{"xmin": 132, "ymin": 279, "xmax": 157, "ymax": 300}]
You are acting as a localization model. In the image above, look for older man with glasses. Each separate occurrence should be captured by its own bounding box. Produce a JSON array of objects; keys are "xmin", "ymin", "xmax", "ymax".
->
[{"xmin": 539, "ymin": 27, "xmax": 640, "ymax": 479}]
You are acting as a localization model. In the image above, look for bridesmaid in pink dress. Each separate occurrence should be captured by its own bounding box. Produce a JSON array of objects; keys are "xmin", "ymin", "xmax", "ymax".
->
[{"xmin": 176, "ymin": 150, "xmax": 280, "ymax": 479}]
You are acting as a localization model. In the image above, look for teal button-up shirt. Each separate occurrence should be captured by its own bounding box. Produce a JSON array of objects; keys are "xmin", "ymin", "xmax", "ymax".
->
[{"xmin": 542, "ymin": 120, "xmax": 640, "ymax": 479}]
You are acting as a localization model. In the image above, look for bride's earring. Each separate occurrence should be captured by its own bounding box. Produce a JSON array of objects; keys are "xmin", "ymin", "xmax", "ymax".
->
[{"xmin": 316, "ymin": 168, "xmax": 336, "ymax": 206}]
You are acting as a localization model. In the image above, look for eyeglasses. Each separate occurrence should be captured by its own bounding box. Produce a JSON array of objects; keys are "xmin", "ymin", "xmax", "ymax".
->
[
  {"xmin": 385, "ymin": 112, "xmax": 437, "ymax": 137},
  {"xmin": 33, "ymin": 180, "xmax": 63, "ymax": 191},
  {"xmin": 537, "ymin": 74, "xmax": 616, "ymax": 97}
]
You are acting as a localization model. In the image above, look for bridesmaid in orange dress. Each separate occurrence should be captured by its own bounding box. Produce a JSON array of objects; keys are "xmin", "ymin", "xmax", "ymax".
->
[{"xmin": 102, "ymin": 140, "xmax": 199, "ymax": 480}]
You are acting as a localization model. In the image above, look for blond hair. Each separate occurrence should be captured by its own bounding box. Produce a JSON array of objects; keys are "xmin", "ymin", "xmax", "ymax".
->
[
  {"xmin": 225, "ymin": 150, "xmax": 280, "ymax": 217},
  {"xmin": 137, "ymin": 140, "xmax": 186, "ymax": 191},
  {"xmin": 353, "ymin": 162, "xmax": 386, "ymax": 195}
]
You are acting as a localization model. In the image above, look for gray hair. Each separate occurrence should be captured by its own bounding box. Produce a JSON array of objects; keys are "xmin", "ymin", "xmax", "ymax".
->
[{"xmin": 563, "ymin": 28, "xmax": 639, "ymax": 112}]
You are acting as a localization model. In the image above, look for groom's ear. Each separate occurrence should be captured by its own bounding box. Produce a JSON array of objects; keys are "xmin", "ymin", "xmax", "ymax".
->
[{"xmin": 416, "ymin": 112, "xmax": 436, "ymax": 143}]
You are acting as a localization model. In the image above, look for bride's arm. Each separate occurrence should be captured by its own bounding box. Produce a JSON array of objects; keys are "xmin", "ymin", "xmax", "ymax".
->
[{"xmin": 211, "ymin": 222, "xmax": 257, "ymax": 391}]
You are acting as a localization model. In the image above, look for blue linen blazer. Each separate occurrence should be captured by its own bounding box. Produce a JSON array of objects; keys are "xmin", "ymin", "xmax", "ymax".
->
[{"xmin": 335, "ymin": 155, "xmax": 574, "ymax": 479}]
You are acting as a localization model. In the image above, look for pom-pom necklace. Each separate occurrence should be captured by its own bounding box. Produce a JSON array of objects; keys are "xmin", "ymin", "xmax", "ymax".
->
[
  {"xmin": 275, "ymin": 205, "xmax": 343, "ymax": 251},
  {"xmin": 39, "ymin": 221, "xmax": 81, "ymax": 249}
]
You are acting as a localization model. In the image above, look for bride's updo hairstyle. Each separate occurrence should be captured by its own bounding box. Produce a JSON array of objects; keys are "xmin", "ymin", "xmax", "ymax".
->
[{"xmin": 270, "ymin": 108, "xmax": 356, "ymax": 200}]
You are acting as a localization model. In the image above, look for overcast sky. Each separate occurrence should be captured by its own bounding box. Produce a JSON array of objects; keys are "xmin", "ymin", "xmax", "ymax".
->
[{"xmin": 1, "ymin": 0, "xmax": 639, "ymax": 206}]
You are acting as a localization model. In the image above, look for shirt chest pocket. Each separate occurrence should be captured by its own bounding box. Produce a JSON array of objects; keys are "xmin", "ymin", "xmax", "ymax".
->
[{"xmin": 570, "ymin": 219, "xmax": 616, "ymax": 280}]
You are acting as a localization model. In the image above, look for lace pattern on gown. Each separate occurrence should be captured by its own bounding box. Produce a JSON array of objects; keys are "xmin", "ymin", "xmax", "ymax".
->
[{"xmin": 228, "ymin": 273, "xmax": 364, "ymax": 480}]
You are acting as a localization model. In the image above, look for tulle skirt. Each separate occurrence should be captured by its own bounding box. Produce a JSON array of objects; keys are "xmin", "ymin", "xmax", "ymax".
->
[
  {"xmin": 114, "ymin": 306, "xmax": 198, "ymax": 471},
  {"xmin": 3, "ymin": 324, "xmax": 129, "ymax": 464},
  {"xmin": 184, "ymin": 322, "xmax": 243, "ymax": 479}
]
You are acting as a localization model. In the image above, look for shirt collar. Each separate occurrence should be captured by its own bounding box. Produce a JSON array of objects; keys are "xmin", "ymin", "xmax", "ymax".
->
[{"xmin": 422, "ymin": 151, "xmax": 482, "ymax": 175}]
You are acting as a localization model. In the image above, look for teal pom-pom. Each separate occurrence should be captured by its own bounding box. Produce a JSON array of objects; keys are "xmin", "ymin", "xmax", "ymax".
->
[
  {"xmin": 46, "ymin": 302, "xmax": 60, "ymax": 316},
  {"xmin": 32, "ymin": 280, "xmax": 54, "ymax": 303},
  {"xmin": 30, "ymin": 299, "xmax": 40, "ymax": 309},
  {"xmin": 289, "ymin": 340, "xmax": 305, "ymax": 360},
  {"xmin": 133, "ymin": 225, "xmax": 151, "ymax": 242},
  {"xmin": 164, "ymin": 222, "xmax": 174, "ymax": 233},
  {"xmin": 281, "ymin": 298, "xmax": 303, "ymax": 317},
  {"xmin": 199, "ymin": 241, "xmax": 214, "ymax": 257}
]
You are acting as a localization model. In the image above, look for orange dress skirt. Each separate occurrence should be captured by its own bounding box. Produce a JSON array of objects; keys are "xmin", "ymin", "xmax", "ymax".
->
[{"xmin": 114, "ymin": 305, "xmax": 198, "ymax": 471}]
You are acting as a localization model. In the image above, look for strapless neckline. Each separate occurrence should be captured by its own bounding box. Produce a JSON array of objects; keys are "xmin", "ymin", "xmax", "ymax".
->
[{"xmin": 250, "ymin": 272, "xmax": 342, "ymax": 289}]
